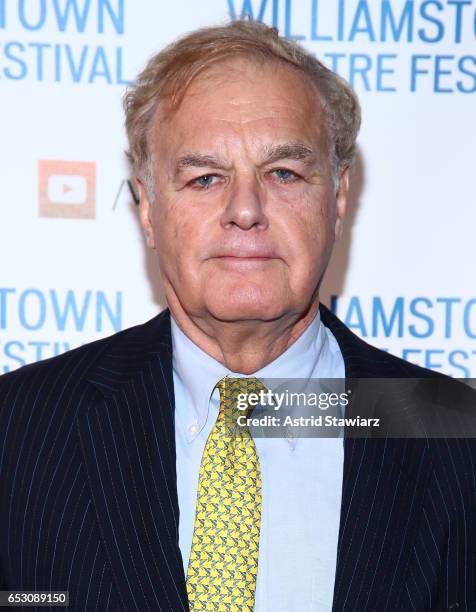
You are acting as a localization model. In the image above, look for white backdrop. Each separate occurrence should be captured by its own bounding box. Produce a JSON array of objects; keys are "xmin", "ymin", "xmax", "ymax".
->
[{"xmin": 1, "ymin": 0, "xmax": 475, "ymax": 376}]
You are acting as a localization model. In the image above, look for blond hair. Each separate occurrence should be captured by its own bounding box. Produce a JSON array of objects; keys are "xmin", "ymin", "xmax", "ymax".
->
[{"xmin": 123, "ymin": 19, "xmax": 361, "ymax": 191}]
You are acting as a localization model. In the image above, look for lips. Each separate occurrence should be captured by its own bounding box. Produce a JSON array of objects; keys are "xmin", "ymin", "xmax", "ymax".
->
[
  {"xmin": 209, "ymin": 255, "xmax": 280, "ymax": 271},
  {"xmin": 205, "ymin": 241, "xmax": 282, "ymax": 263},
  {"xmin": 215, "ymin": 255, "xmax": 276, "ymax": 260},
  {"xmin": 207, "ymin": 247, "xmax": 280, "ymax": 260}
]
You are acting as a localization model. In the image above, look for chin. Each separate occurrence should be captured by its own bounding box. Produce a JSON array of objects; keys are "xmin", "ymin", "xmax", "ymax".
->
[
  {"xmin": 199, "ymin": 277, "xmax": 292, "ymax": 322},
  {"xmin": 204, "ymin": 297, "xmax": 285, "ymax": 323}
]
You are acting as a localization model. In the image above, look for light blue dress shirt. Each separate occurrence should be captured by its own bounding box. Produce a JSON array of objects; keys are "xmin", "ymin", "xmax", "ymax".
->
[{"xmin": 172, "ymin": 311, "xmax": 345, "ymax": 611}]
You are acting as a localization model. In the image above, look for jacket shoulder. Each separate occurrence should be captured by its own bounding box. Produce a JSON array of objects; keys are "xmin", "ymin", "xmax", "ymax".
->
[
  {"xmin": 0, "ymin": 309, "xmax": 171, "ymax": 402},
  {"xmin": 320, "ymin": 303, "xmax": 445, "ymax": 379},
  {"xmin": 0, "ymin": 327, "xmax": 116, "ymax": 400}
]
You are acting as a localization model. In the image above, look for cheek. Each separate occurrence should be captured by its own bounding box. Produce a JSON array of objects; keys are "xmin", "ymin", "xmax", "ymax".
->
[
  {"xmin": 154, "ymin": 199, "xmax": 184, "ymax": 249},
  {"xmin": 154, "ymin": 201, "xmax": 205, "ymax": 277},
  {"xmin": 278, "ymin": 192, "xmax": 334, "ymax": 260}
]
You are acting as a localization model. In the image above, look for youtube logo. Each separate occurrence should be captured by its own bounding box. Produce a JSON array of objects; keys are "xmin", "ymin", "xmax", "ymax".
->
[
  {"xmin": 48, "ymin": 175, "xmax": 88, "ymax": 205},
  {"xmin": 38, "ymin": 160, "xmax": 96, "ymax": 219}
]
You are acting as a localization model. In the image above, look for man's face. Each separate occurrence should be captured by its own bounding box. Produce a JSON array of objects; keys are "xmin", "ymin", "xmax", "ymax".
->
[{"xmin": 140, "ymin": 58, "xmax": 348, "ymax": 324}]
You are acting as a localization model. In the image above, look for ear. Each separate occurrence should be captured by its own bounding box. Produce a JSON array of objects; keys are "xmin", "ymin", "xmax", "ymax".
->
[
  {"xmin": 137, "ymin": 179, "xmax": 156, "ymax": 249},
  {"xmin": 334, "ymin": 167, "xmax": 349, "ymax": 242}
]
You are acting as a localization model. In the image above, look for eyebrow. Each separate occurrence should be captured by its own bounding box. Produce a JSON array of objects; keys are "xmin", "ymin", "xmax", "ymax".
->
[
  {"xmin": 260, "ymin": 142, "xmax": 316, "ymax": 166},
  {"xmin": 174, "ymin": 141, "xmax": 317, "ymax": 177},
  {"xmin": 175, "ymin": 153, "xmax": 231, "ymax": 174}
]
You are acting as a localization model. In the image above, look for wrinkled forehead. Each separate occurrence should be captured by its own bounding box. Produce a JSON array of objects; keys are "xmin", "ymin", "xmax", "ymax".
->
[
  {"xmin": 150, "ymin": 56, "xmax": 329, "ymax": 159},
  {"xmin": 159, "ymin": 54, "xmax": 323, "ymax": 116}
]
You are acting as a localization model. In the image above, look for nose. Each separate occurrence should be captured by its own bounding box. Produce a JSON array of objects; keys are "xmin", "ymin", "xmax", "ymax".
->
[{"xmin": 220, "ymin": 174, "xmax": 268, "ymax": 231}]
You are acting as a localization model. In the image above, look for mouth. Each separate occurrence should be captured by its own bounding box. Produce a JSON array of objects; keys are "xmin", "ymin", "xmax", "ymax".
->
[
  {"xmin": 209, "ymin": 255, "xmax": 279, "ymax": 270},
  {"xmin": 215, "ymin": 256, "xmax": 276, "ymax": 261}
]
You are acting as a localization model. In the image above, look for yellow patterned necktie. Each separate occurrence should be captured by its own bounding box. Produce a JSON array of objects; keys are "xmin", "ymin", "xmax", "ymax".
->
[{"xmin": 186, "ymin": 376, "xmax": 263, "ymax": 611}]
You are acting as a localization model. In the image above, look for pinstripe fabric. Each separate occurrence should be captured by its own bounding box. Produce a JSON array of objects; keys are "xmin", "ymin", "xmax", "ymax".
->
[
  {"xmin": 320, "ymin": 306, "xmax": 476, "ymax": 611},
  {"xmin": 0, "ymin": 304, "xmax": 475, "ymax": 611}
]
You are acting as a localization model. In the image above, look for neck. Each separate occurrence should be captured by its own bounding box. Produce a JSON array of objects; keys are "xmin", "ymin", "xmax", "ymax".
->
[{"xmin": 167, "ymin": 296, "xmax": 320, "ymax": 374}]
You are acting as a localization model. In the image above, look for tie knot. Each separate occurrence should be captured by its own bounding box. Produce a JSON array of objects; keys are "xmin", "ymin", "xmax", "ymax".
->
[
  {"xmin": 217, "ymin": 375, "xmax": 263, "ymax": 394},
  {"xmin": 216, "ymin": 376, "xmax": 266, "ymax": 423}
]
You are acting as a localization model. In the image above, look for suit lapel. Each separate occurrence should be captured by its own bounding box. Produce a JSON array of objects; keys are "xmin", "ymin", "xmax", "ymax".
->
[
  {"xmin": 332, "ymin": 437, "xmax": 433, "ymax": 610},
  {"xmin": 76, "ymin": 311, "xmax": 189, "ymax": 612},
  {"xmin": 75, "ymin": 303, "xmax": 435, "ymax": 610},
  {"xmin": 320, "ymin": 304, "xmax": 434, "ymax": 610}
]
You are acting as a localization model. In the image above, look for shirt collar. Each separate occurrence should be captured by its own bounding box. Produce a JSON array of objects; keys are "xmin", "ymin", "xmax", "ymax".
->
[
  {"xmin": 171, "ymin": 320, "xmax": 228, "ymax": 442},
  {"xmin": 171, "ymin": 311, "xmax": 325, "ymax": 447}
]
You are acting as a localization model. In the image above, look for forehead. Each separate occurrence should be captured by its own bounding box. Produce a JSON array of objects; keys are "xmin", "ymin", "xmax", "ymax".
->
[{"xmin": 152, "ymin": 57, "xmax": 329, "ymax": 157}]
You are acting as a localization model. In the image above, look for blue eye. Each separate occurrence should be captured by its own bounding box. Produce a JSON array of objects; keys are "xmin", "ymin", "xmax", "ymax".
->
[
  {"xmin": 193, "ymin": 175, "xmax": 216, "ymax": 188},
  {"xmin": 273, "ymin": 169, "xmax": 297, "ymax": 182}
]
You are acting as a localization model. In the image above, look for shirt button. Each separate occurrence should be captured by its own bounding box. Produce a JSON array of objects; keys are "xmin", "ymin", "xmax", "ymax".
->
[{"xmin": 189, "ymin": 423, "xmax": 198, "ymax": 435}]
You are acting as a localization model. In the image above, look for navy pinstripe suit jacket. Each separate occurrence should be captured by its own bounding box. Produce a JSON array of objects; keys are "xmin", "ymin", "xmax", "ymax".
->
[{"xmin": 0, "ymin": 304, "xmax": 475, "ymax": 611}]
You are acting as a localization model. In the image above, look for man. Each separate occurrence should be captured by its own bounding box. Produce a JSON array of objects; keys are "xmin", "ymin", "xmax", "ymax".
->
[{"xmin": 0, "ymin": 19, "xmax": 475, "ymax": 612}]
